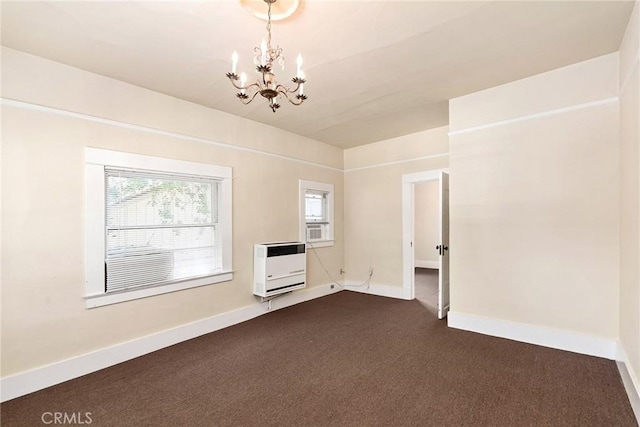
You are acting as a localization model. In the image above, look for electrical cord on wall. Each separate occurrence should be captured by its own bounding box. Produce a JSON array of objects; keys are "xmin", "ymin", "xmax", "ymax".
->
[{"xmin": 307, "ymin": 241, "xmax": 373, "ymax": 289}]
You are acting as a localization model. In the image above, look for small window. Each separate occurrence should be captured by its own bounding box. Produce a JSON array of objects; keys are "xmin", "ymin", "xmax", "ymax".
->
[
  {"xmin": 299, "ymin": 180, "xmax": 334, "ymax": 248},
  {"xmin": 85, "ymin": 148, "xmax": 232, "ymax": 308}
]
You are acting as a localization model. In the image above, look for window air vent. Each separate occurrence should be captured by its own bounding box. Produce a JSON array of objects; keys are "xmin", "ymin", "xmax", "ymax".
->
[{"xmin": 307, "ymin": 224, "xmax": 323, "ymax": 241}]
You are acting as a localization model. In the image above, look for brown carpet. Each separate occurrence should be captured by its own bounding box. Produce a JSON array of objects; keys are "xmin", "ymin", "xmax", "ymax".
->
[{"xmin": 1, "ymin": 291, "xmax": 637, "ymax": 426}]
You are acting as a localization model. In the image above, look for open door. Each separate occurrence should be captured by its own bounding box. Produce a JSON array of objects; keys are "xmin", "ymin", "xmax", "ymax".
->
[{"xmin": 437, "ymin": 171, "xmax": 450, "ymax": 319}]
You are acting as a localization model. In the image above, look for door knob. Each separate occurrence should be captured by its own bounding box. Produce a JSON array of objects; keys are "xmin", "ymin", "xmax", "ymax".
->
[{"xmin": 443, "ymin": 246, "xmax": 448, "ymax": 251}]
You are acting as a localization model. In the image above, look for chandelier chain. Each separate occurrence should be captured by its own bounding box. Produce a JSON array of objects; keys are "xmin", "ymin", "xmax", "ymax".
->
[{"xmin": 266, "ymin": 1, "xmax": 272, "ymax": 52}]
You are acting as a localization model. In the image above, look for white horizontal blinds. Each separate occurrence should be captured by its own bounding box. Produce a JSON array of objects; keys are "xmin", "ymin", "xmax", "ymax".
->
[
  {"xmin": 305, "ymin": 190, "xmax": 328, "ymax": 223},
  {"xmin": 105, "ymin": 168, "xmax": 220, "ymax": 293},
  {"xmin": 305, "ymin": 190, "xmax": 328, "ymax": 241}
]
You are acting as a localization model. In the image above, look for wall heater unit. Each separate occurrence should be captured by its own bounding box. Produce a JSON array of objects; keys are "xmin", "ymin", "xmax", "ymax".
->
[{"xmin": 254, "ymin": 242, "xmax": 306, "ymax": 297}]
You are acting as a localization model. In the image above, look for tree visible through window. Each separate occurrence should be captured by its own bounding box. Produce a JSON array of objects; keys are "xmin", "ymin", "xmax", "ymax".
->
[
  {"xmin": 85, "ymin": 148, "xmax": 233, "ymax": 308},
  {"xmin": 105, "ymin": 169, "xmax": 221, "ymax": 292}
]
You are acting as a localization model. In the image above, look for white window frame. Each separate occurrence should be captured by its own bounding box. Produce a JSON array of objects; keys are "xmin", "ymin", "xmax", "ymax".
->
[
  {"xmin": 85, "ymin": 148, "xmax": 233, "ymax": 308},
  {"xmin": 299, "ymin": 180, "xmax": 334, "ymax": 248}
]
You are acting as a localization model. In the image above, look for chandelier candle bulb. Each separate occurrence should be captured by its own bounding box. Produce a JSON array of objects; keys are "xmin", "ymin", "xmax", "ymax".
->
[
  {"xmin": 296, "ymin": 54, "xmax": 303, "ymax": 77},
  {"xmin": 240, "ymin": 72, "xmax": 247, "ymax": 94},
  {"xmin": 260, "ymin": 39, "xmax": 267, "ymax": 65},
  {"xmin": 231, "ymin": 51, "xmax": 238, "ymax": 74}
]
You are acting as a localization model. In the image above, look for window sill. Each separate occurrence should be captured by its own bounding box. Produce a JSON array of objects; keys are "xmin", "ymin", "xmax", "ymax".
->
[
  {"xmin": 306, "ymin": 240, "xmax": 334, "ymax": 249},
  {"xmin": 85, "ymin": 271, "xmax": 233, "ymax": 308}
]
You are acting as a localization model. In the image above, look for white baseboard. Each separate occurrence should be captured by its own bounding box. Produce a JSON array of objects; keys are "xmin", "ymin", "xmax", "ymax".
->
[
  {"xmin": 448, "ymin": 311, "xmax": 640, "ymax": 419},
  {"xmin": 617, "ymin": 346, "xmax": 640, "ymax": 424},
  {"xmin": 343, "ymin": 281, "xmax": 412, "ymax": 300},
  {"xmin": 447, "ymin": 311, "xmax": 618, "ymax": 360},
  {"xmin": 0, "ymin": 284, "xmax": 340, "ymax": 402},
  {"xmin": 415, "ymin": 260, "xmax": 439, "ymax": 269}
]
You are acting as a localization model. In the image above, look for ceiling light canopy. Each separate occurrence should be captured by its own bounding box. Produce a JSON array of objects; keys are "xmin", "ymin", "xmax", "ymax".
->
[
  {"xmin": 226, "ymin": 0, "xmax": 307, "ymax": 113},
  {"xmin": 239, "ymin": 0, "xmax": 300, "ymax": 21}
]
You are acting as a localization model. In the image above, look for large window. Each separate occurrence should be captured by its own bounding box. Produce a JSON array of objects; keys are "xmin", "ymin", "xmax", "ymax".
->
[
  {"xmin": 299, "ymin": 180, "xmax": 334, "ymax": 247},
  {"xmin": 85, "ymin": 148, "xmax": 232, "ymax": 308}
]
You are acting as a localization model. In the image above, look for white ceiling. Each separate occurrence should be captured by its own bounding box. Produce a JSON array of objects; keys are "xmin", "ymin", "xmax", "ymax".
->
[{"xmin": 1, "ymin": 1, "xmax": 634, "ymax": 149}]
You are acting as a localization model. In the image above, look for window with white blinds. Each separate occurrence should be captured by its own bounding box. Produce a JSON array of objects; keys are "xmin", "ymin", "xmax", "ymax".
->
[
  {"xmin": 305, "ymin": 190, "xmax": 328, "ymax": 223},
  {"xmin": 299, "ymin": 180, "xmax": 334, "ymax": 247},
  {"xmin": 105, "ymin": 169, "xmax": 221, "ymax": 293},
  {"xmin": 84, "ymin": 148, "xmax": 233, "ymax": 308},
  {"xmin": 305, "ymin": 190, "xmax": 329, "ymax": 242}
]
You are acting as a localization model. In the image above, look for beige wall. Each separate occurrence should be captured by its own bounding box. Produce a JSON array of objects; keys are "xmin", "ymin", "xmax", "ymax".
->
[
  {"xmin": 449, "ymin": 53, "xmax": 620, "ymax": 338},
  {"xmin": 1, "ymin": 47, "xmax": 344, "ymax": 376},
  {"xmin": 619, "ymin": 0, "xmax": 640, "ymax": 396},
  {"xmin": 343, "ymin": 127, "xmax": 449, "ymax": 286},
  {"xmin": 414, "ymin": 181, "xmax": 439, "ymax": 265}
]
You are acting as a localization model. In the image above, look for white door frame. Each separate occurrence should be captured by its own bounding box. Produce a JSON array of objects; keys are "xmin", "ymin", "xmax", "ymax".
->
[{"xmin": 401, "ymin": 168, "xmax": 449, "ymax": 299}]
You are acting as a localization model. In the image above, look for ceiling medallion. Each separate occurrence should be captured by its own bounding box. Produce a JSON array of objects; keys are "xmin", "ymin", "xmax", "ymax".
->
[
  {"xmin": 239, "ymin": 0, "xmax": 300, "ymax": 21},
  {"xmin": 226, "ymin": 0, "xmax": 306, "ymax": 112}
]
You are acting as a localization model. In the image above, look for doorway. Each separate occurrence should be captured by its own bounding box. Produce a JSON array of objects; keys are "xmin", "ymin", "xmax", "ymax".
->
[
  {"xmin": 401, "ymin": 169, "xmax": 450, "ymax": 319},
  {"xmin": 414, "ymin": 180, "xmax": 440, "ymax": 314}
]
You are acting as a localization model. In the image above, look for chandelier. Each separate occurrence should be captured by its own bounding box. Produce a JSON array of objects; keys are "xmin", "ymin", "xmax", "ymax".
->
[{"xmin": 226, "ymin": 0, "xmax": 307, "ymax": 112}]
